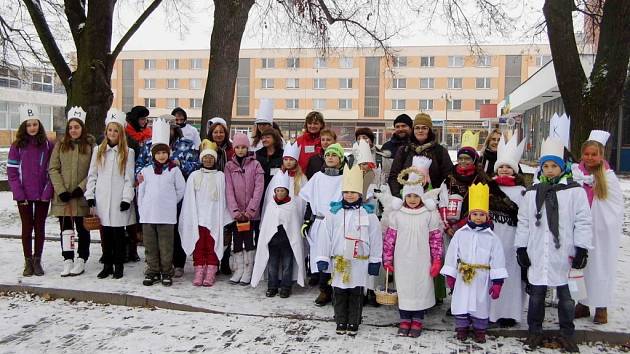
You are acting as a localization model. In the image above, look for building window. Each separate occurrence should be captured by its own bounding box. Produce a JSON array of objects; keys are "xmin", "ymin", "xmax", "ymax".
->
[
  {"xmin": 286, "ymin": 99, "xmax": 299, "ymax": 109},
  {"xmin": 419, "ymin": 99, "xmax": 434, "ymax": 111},
  {"xmin": 314, "ymin": 57, "xmax": 327, "ymax": 69},
  {"xmin": 286, "ymin": 78, "xmax": 299, "ymax": 89},
  {"xmin": 339, "ymin": 57, "xmax": 353, "ymax": 69},
  {"xmin": 505, "ymin": 55, "xmax": 523, "ymax": 96},
  {"xmin": 167, "ymin": 59, "xmax": 179, "ymax": 70},
  {"xmin": 31, "ymin": 72, "xmax": 53, "ymax": 92},
  {"xmin": 0, "ymin": 68, "xmax": 20, "ymax": 88},
  {"xmin": 339, "ymin": 78, "xmax": 353, "ymax": 89},
  {"xmin": 536, "ymin": 55, "xmax": 552, "ymax": 66},
  {"xmin": 190, "ymin": 59, "xmax": 203, "ymax": 70},
  {"xmin": 122, "ymin": 60, "xmax": 134, "ymax": 112},
  {"xmin": 262, "ymin": 58, "xmax": 275, "ymax": 69},
  {"xmin": 476, "ymin": 77, "xmax": 491, "ymax": 89},
  {"xmin": 287, "ymin": 57, "xmax": 299, "ymax": 69},
  {"xmin": 313, "ymin": 99, "xmax": 326, "ymax": 110},
  {"xmin": 420, "ymin": 78, "xmax": 435, "ymax": 89},
  {"xmin": 475, "ymin": 99, "xmax": 491, "ymax": 111},
  {"xmin": 144, "ymin": 59, "xmax": 156, "ymax": 70},
  {"xmin": 189, "ymin": 79, "xmax": 202, "ymax": 90},
  {"xmin": 392, "ymin": 78, "xmax": 406, "ymax": 89},
  {"xmin": 167, "ymin": 79, "xmax": 179, "ymax": 89},
  {"xmin": 420, "ymin": 56, "xmax": 435, "ymax": 67},
  {"xmin": 448, "ymin": 99, "xmax": 462, "ymax": 110},
  {"xmin": 448, "ymin": 56, "xmax": 464, "ymax": 67},
  {"xmin": 393, "ymin": 56, "xmax": 407, "ymax": 68},
  {"xmin": 144, "ymin": 79, "xmax": 156, "ymax": 89},
  {"xmin": 261, "ymin": 78, "xmax": 274, "ymax": 89},
  {"xmin": 167, "ymin": 98, "xmax": 179, "ymax": 109},
  {"xmin": 0, "ymin": 101, "xmax": 19, "ymax": 129},
  {"xmin": 190, "ymin": 98, "xmax": 202, "ymax": 109},
  {"xmin": 476, "ymin": 55, "xmax": 491, "ymax": 67},
  {"xmin": 236, "ymin": 58, "xmax": 250, "ymax": 116},
  {"xmin": 392, "ymin": 99, "xmax": 406, "ymax": 110},
  {"xmin": 144, "ymin": 98, "xmax": 156, "ymax": 108},
  {"xmin": 448, "ymin": 77, "xmax": 463, "ymax": 89},
  {"xmin": 313, "ymin": 78, "xmax": 326, "ymax": 89},
  {"xmin": 364, "ymin": 57, "xmax": 380, "ymax": 117},
  {"xmin": 338, "ymin": 99, "xmax": 352, "ymax": 110}
]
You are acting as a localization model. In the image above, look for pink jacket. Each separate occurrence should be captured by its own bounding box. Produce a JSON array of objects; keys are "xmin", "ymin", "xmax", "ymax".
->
[{"xmin": 225, "ymin": 155, "xmax": 265, "ymax": 220}]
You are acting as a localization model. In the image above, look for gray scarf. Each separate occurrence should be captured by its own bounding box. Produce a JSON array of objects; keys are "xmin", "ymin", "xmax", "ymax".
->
[{"xmin": 528, "ymin": 180, "xmax": 580, "ymax": 249}]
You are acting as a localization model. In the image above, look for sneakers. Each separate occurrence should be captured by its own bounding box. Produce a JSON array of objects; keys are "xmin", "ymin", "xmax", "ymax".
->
[
  {"xmin": 143, "ymin": 273, "xmax": 161, "ymax": 286},
  {"xmin": 97, "ymin": 264, "xmax": 114, "ymax": 279},
  {"xmin": 473, "ymin": 329, "xmax": 486, "ymax": 343},
  {"xmin": 32, "ymin": 257, "xmax": 44, "ymax": 276},
  {"xmin": 456, "ymin": 327, "xmax": 468, "ymax": 342},
  {"xmin": 346, "ymin": 324, "xmax": 358, "ymax": 336},
  {"xmin": 161, "ymin": 273, "xmax": 173, "ymax": 287},
  {"xmin": 266, "ymin": 288, "xmax": 278, "ymax": 297},
  {"xmin": 69, "ymin": 258, "xmax": 85, "ymax": 276},
  {"xmin": 203, "ymin": 265, "xmax": 218, "ymax": 287},
  {"xmin": 335, "ymin": 323, "xmax": 347, "ymax": 335},
  {"xmin": 594, "ymin": 307, "xmax": 608, "ymax": 324},
  {"xmin": 192, "ymin": 266, "xmax": 205, "ymax": 286},
  {"xmin": 408, "ymin": 321, "xmax": 423, "ymax": 338},
  {"xmin": 315, "ymin": 290, "xmax": 332, "ymax": 306},
  {"xmin": 557, "ymin": 335, "xmax": 580, "ymax": 353},
  {"xmin": 279, "ymin": 288, "xmax": 291, "ymax": 298},
  {"xmin": 113, "ymin": 264, "xmax": 124, "ymax": 279},
  {"xmin": 173, "ymin": 267, "xmax": 184, "ymax": 278},
  {"xmin": 574, "ymin": 303, "xmax": 590, "ymax": 319},
  {"xmin": 23, "ymin": 258, "xmax": 34, "ymax": 277},
  {"xmin": 523, "ymin": 333, "xmax": 543, "ymax": 351},
  {"xmin": 60, "ymin": 259, "xmax": 74, "ymax": 277},
  {"xmin": 397, "ymin": 321, "xmax": 411, "ymax": 336}
]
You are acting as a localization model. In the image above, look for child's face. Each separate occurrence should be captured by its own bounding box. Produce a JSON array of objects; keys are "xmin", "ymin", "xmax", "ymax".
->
[
  {"xmin": 542, "ymin": 161, "xmax": 562, "ymax": 178},
  {"xmin": 581, "ymin": 145, "xmax": 603, "ymax": 170},
  {"xmin": 343, "ymin": 191, "xmax": 361, "ymax": 203},
  {"xmin": 202, "ymin": 155, "xmax": 215, "ymax": 169},
  {"xmin": 404, "ymin": 193, "xmax": 422, "ymax": 208},
  {"xmin": 470, "ymin": 211, "xmax": 487, "ymax": 224},
  {"xmin": 320, "ymin": 134, "xmax": 335, "ymax": 149},
  {"xmin": 496, "ymin": 164, "xmax": 515, "ymax": 177},
  {"xmin": 457, "ymin": 154, "xmax": 474, "ymax": 168},
  {"xmin": 234, "ymin": 145, "xmax": 248, "ymax": 157},
  {"xmin": 283, "ymin": 157, "xmax": 297, "ymax": 170},
  {"xmin": 154, "ymin": 151, "xmax": 169, "ymax": 164},
  {"xmin": 274, "ymin": 187, "xmax": 289, "ymax": 200},
  {"xmin": 106, "ymin": 123, "xmax": 120, "ymax": 145},
  {"xmin": 359, "ymin": 162, "xmax": 371, "ymax": 172},
  {"xmin": 325, "ymin": 153, "xmax": 341, "ymax": 168},
  {"xmin": 26, "ymin": 119, "xmax": 40, "ymax": 136}
]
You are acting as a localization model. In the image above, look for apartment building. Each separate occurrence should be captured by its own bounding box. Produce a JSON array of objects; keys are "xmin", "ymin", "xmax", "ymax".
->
[{"xmin": 111, "ymin": 44, "xmax": 551, "ymax": 146}]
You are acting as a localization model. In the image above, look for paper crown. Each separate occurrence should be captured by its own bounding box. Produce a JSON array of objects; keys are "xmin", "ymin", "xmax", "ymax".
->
[
  {"xmin": 199, "ymin": 140, "xmax": 218, "ymax": 161},
  {"xmin": 273, "ymin": 171, "xmax": 291, "ymax": 191},
  {"xmin": 540, "ymin": 137, "xmax": 565, "ymax": 160},
  {"xmin": 283, "ymin": 141, "xmax": 300, "ymax": 161},
  {"xmin": 468, "ymin": 183, "xmax": 489, "ymax": 213},
  {"xmin": 352, "ymin": 139, "xmax": 375, "ymax": 168},
  {"xmin": 255, "ymin": 98, "xmax": 274, "ymax": 124},
  {"xmin": 549, "ymin": 113, "xmax": 571, "ymax": 148},
  {"xmin": 461, "ymin": 130, "xmax": 480, "ymax": 149},
  {"xmin": 105, "ymin": 108, "xmax": 126, "ymax": 128},
  {"xmin": 19, "ymin": 105, "xmax": 39, "ymax": 123},
  {"xmin": 67, "ymin": 106, "xmax": 86, "ymax": 123},
  {"xmin": 587, "ymin": 130, "xmax": 610, "ymax": 146},
  {"xmin": 342, "ymin": 163, "xmax": 363, "ymax": 194},
  {"xmin": 151, "ymin": 117, "xmax": 171, "ymax": 148},
  {"xmin": 495, "ymin": 129, "xmax": 526, "ymax": 173}
]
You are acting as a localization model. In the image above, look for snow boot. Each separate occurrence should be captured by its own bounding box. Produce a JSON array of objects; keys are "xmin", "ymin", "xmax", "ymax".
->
[
  {"xmin": 60, "ymin": 259, "xmax": 73, "ymax": 277},
  {"xmin": 70, "ymin": 258, "xmax": 85, "ymax": 276},
  {"xmin": 113, "ymin": 264, "xmax": 124, "ymax": 279},
  {"xmin": 315, "ymin": 289, "xmax": 332, "ymax": 306},
  {"xmin": 473, "ymin": 329, "xmax": 486, "ymax": 343},
  {"xmin": 23, "ymin": 258, "xmax": 34, "ymax": 277},
  {"xmin": 193, "ymin": 266, "xmax": 205, "ymax": 286},
  {"xmin": 557, "ymin": 335, "xmax": 580, "ymax": 353},
  {"xmin": 173, "ymin": 267, "xmax": 184, "ymax": 278},
  {"xmin": 239, "ymin": 250, "xmax": 255, "ymax": 285},
  {"xmin": 229, "ymin": 251, "xmax": 244, "ymax": 284},
  {"xmin": 33, "ymin": 257, "xmax": 44, "ymax": 276},
  {"xmin": 574, "ymin": 303, "xmax": 590, "ymax": 319},
  {"xmin": 397, "ymin": 321, "xmax": 411, "ymax": 336},
  {"xmin": 143, "ymin": 273, "xmax": 161, "ymax": 286},
  {"xmin": 408, "ymin": 321, "xmax": 423, "ymax": 338},
  {"xmin": 97, "ymin": 264, "xmax": 113, "ymax": 279},
  {"xmin": 279, "ymin": 287, "xmax": 291, "ymax": 298},
  {"xmin": 203, "ymin": 265, "xmax": 218, "ymax": 287},
  {"xmin": 456, "ymin": 327, "xmax": 468, "ymax": 341},
  {"xmin": 594, "ymin": 307, "xmax": 607, "ymax": 324},
  {"xmin": 523, "ymin": 333, "xmax": 543, "ymax": 350}
]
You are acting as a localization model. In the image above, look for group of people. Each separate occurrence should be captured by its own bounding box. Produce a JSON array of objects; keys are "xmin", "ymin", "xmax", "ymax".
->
[{"xmin": 9, "ymin": 100, "xmax": 623, "ymax": 352}]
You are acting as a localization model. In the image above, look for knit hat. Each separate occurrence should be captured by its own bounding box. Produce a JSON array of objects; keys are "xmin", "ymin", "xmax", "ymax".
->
[
  {"xmin": 232, "ymin": 132, "xmax": 250, "ymax": 148},
  {"xmin": 324, "ymin": 143, "xmax": 345, "ymax": 159},
  {"xmin": 199, "ymin": 140, "xmax": 218, "ymax": 161},
  {"xmin": 414, "ymin": 113, "xmax": 432, "ymax": 128},
  {"xmin": 457, "ymin": 146, "xmax": 479, "ymax": 162},
  {"xmin": 354, "ymin": 127, "xmax": 375, "ymax": 144},
  {"xmin": 393, "ymin": 113, "xmax": 413, "ymax": 129},
  {"xmin": 209, "ymin": 117, "xmax": 227, "ymax": 128}
]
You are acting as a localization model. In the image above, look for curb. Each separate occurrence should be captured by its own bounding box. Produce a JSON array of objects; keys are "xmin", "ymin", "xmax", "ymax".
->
[
  {"xmin": 0, "ymin": 283, "xmax": 629, "ymax": 346},
  {"xmin": 0, "ymin": 233, "xmax": 101, "ymax": 244}
]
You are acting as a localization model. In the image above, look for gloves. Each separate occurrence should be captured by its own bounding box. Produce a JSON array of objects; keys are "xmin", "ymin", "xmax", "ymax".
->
[
  {"xmin": 516, "ymin": 247, "xmax": 531, "ymax": 268},
  {"xmin": 59, "ymin": 192, "xmax": 71, "ymax": 203},
  {"xmin": 87, "ymin": 199, "xmax": 96, "ymax": 208},
  {"xmin": 489, "ymin": 280, "xmax": 503, "ymax": 299},
  {"xmin": 572, "ymin": 247, "xmax": 588, "ymax": 269},
  {"xmin": 70, "ymin": 187, "xmax": 84, "ymax": 198},
  {"xmin": 368, "ymin": 263, "xmax": 380, "ymax": 276},
  {"xmin": 316, "ymin": 261, "xmax": 328, "ymax": 273},
  {"xmin": 120, "ymin": 201, "xmax": 131, "ymax": 211},
  {"xmin": 446, "ymin": 275, "xmax": 456, "ymax": 289},
  {"xmin": 430, "ymin": 259, "xmax": 441, "ymax": 278},
  {"xmin": 383, "ymin": 263, "xmax": 394, "ymax": 273},
  {"xmin": 301, "ymin": 219, "xmax": 312, "ymax": 238}
]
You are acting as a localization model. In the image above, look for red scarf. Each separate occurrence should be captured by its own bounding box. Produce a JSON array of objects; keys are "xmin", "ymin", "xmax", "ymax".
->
[
  {"xmin": 455, "ymin": 164, "xmax": 476, "ymax": 177},
  {"xmin": 274, "ymin": 195, "xmax": 291, "ymax": 205},
  {"xmin": 493, "ymin": 175, "xmax": 516, "ymax": 186}
]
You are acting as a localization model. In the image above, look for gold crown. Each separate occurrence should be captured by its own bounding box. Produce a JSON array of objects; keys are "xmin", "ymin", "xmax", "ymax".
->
[
  {"xmin": 461, "ymin": 130, "xmax": 480, "ymax": 149},
  {"xmin": 468, "ymin": 183, "xmax": 489, "ymax": 213},
  {"xmin": 342, "ymin": 163, "xmax": 364, "ymax": 194},
  {"xmin": 200, "ymin": 139, "xmax": 218, "ymax": 152}
]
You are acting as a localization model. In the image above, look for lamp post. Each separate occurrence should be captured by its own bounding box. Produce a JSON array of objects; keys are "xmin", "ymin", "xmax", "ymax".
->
[{"xmin": 442, "ymin": 92, "xmax": 451, "ymax": 146}]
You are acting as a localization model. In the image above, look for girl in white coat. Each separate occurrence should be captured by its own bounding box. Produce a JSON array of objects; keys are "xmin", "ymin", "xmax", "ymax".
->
[
  {"xmin": 261, "ymin": 141, "xmax": 307, "ymax": 219},
  {"xmin": 572, "ymin": 132, "xmax": 623, "ymax": 325},
  {"xmin": 85, "ymin": 114, "xmax": 135, "ymax": 279}
]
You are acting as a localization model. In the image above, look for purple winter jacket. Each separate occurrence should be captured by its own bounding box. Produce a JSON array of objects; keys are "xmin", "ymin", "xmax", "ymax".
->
[
  {"xmin": 224, "ymin": 155, "xmax": 265, "ymax": 221},
  {"xmin": 8, "ymin": 138, "xmax": 54, "ymax": 201}
]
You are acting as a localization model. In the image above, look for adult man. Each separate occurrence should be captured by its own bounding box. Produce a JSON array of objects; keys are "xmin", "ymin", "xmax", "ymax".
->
[
  {"xmin": 381, "ymin": 114, "xmax": 413, "ymax": 158},
  {"xmin": 172, "ymin": 107, "xmax": 201, "ymax": 150}
]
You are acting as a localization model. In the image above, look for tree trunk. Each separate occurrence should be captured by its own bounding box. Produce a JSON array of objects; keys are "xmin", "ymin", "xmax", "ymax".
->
[{"xmin": 201, "ymin": 0, "xmax": 255, "ymax": 138}]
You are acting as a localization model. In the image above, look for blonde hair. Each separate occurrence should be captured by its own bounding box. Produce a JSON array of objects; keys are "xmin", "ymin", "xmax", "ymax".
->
[
  {"xmin": 97, "ymin": 122, "xmax": 129, "ymax": 175},
  {"xmin": 581, "ymin": 140, "xmax": 608, "ymax": 200},
  {"xmin": 282, "ymin": 159, "xmax": 305, "ymax": 195},
  {"xmin": 483, "ymin": 128, "xmax": 502, "ymax": 150}
]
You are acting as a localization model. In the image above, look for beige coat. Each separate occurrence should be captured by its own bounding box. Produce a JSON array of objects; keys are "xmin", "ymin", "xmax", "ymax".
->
[{"xmin": 48, "ymin": 138, "xmax": 94, "ymax": 217}]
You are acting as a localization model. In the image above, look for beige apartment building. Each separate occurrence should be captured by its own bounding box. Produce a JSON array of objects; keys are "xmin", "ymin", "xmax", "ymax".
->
[{"xmin": 110, "ymin": 45, "xmax": 551, "ymax": 147}]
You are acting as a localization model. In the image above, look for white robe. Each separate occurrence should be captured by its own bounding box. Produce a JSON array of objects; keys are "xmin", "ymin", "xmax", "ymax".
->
[
  {"xmin": 137, "ymin": 165, "xmax": 186, "ymax": 224},
  {"xmin": 316, "ymin": 207, "xmax": 382, "ymax": 289},
  {"xmin": 389, "ymin": 206, "xmax": 442, "ymax": 311},
  {"xmin": 251, "ymin": 199, "xmax": 305, "ymax": 288},
  {"xmin": 489, "ymin": 185, "xmax": 526, "ymax": 322},
  {"xmin": 178, "ymin": 169, "xmax": 233, "ymax": 259},
  {"xmin": 261, "ymin": 170, "xmax": 307, "ymax": 220},
  {"xmin": 572, "ymin": 167, "xmax": 624, "ymax": 307},
  {"xmin": 299, "ymin": 171, "xmax": 342, "ymax": 273},
  {"xmin": 441, "ymin": 225, "xmax": 508, "ymax": 319}
]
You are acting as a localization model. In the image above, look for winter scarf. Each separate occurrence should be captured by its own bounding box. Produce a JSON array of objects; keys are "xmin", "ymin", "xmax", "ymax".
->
[
  {"xmin": 488, "ymin": 181, "xmax": 519, "ymax": 226},
  {"xmin": 152, "ymin": 158, "xmax": 177, "ymax": 175},
  {"xmin": 194, "ymin": 168, "xmax": 219, "ymax": 200},
  {"xmin": 330, "ymin": 198, "xmax": 375, "ymax": 214},
  {"xmin": 493, "ymin": 175, "xmax": 516, "ymax": 186},
  {"xmin": 466, "ymin": 219, "xmax": 493, "ymax": 231},
  {"xmin": 274, "ymin": 195, "xmax": 291, "ymax": 205},
  {"xmin": 455, "ymin": 164, "xmax": 476, "ymax": 177}
]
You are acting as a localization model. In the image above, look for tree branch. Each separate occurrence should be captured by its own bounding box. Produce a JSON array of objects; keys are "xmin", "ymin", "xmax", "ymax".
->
[
  {"xmin": 111, "ymin": 0, "xmax": 164, "ymax": 62},
  {"xmin": 64, "ymin": 0, "xmax": 86, "ymax": 48}
]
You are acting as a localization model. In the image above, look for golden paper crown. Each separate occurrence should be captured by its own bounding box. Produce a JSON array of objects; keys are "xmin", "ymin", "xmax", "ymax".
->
[
  {"xmin": 461, "ymin": 130, "xmax": 480, "ymax": 149},
  {"xmin": 200, "ymin": 139, "xmax": 218, "ymax": 152},
  {"xmin": 342, "ymin": 163, "xmax": 364, "ymax": 194},
  {"xmin": 468, "ymin": 183, "xmax": 489, "ymax": 213}
]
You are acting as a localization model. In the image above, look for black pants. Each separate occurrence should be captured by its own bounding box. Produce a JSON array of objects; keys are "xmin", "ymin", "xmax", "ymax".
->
[
  {"xmin": 101, "ymin": 226, "xmax": 126, "ymax": 265},
  {"xmin": 333, "ymin": 286, "xmax": 363, "ymax": 326},
  {"xmin": 232, "ymin": 222, "xmax": 256, "ymax": 252},
  {"xmin": 528, "ymin": 284, "xmax": 575, "ymax": 337},
  {"xmin": 59, "ymin": 217, "xmax": 90, "ymax": 261},
  {"xmin": 319, "ymin": 272, "xmax": 332, "ymax": 293},
  {"xmin": 267, "ymin": 228, "xmax": 294, "ymax": 289},
  {"xmin": 172, "ymin": 224, "xmax": 187, "ymax": 268}
]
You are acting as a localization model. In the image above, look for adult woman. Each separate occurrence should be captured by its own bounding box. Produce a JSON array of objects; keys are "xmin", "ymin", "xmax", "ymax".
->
[
  {"xmin": 255, "ymin": 128, "xmax": 284, "ymax": 193},
  {"xmin": 125, "ymin": 106, "xmax": 152, "ymax": 145},
  {"xmin": 389, "ymin": 113, "xmax": 452, "ymax": 197},
  {"xmin": 49, "ymin": 113, "xmax": 95, "ymax": 277},
  {"xmin": 296, "ymin": 111, "xmax": 325, "ymax": 172},
  {"xmin": 479, "ymin": 128, "xmax": 501, "ymax": 176},
  {"xmin": 206, "ymin": 122, "xmax": 234, "ymax": 172},
  {"xmin": 305, "ymin": 129, "xmax": 336, "ymax": 179}
]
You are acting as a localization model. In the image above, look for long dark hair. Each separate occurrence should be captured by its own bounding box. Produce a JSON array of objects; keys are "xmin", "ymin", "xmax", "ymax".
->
[
  {"xmin": 14, "ymin": 120, "xmax": 47, "ymax": 148},
  {"xmin": 60, "ymin": 118, "xmax": 91, "ymax": 154}
]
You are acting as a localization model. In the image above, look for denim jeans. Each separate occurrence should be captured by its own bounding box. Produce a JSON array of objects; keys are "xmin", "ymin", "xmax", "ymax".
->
[
  {"xmin": 528, "ymin": 284, "xmax": 575, "ymax": 337},
  {"xmin": 267, "ymin": 228, "xmax": 294, "ymax": 289}
]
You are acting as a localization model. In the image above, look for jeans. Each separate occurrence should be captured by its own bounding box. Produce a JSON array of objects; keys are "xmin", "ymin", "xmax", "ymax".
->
[
  {"xmin": 101, "ymin": 226, "xmax": 126, "ymax": 265},
  {"xmin": 528, "ymin": 284, "xmax": 575, "ymax": 337},
  {"xmin": 333, "ymin": 286, "xmax": 363, "ymax": 326},
  {"xmin": 18, "ymin": 201, "xmax": 49, "ymax": 258},
  {"xmin": 267, "ymin": 228, "xmax": 294, "ymax": 289},
  {"xmin": 143, "ymin": 223, "xmax": 174, "ymax": 276},
  {"xmin": 59, "ymin": 216, "xmax": 90, "ymax": 261}
]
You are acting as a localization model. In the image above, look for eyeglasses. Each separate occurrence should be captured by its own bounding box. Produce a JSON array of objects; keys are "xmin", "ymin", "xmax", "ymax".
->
[{"xmin": 414, "ymin": 126, "xmax": 430, "ymax": 131}]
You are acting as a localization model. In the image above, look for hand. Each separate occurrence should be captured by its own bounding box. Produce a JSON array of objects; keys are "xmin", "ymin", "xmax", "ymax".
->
[
  {"xmin": 446, "ymin": 275, "xmax": 456, "ymax": 289},
  {"xmin": 120, "ymin": 201, "xmax": 131, "ymax": 211},
  {"xmin": 317, "ymin": 261, "xmax": 328, "ymax": 273},
  {"xmin": 383, "ymin": 264, "xmax": 394, "ymax": 273},
  {"xmin": 445, "ymin": 228, "xmax": 455, "ymax": 237},
  {"xmin": 301, "ymin": 220, "xmax": 312, "ymax": 238},
  {"xmin": 137, "ymin": 173, "xmax": 144, "ymax": 184},
  {"xmin": 70, "ymin": 187, "xmax": 84, "ymax": 198},
  {"xmin": 58, "ymin": 192, "xmax": 71, "ymax": 203},
  {"xmin": 368, "ymin": 263, "xmax": 380, "ymax": 276},
  {"xmin": 572, "ymin": 247, "xmax": 588, "ymax": 269},
  {"xmin": 430, "ymin": 259, "xmax": 441, "ymax": 278},
  {"xmin": 489, "ymin": 281, "xmax": 503, "ymax": 299},
  {"xmin": 87, "ymin": 199, "xmax": 96, "ymax": 208},
  {"xmin": 516, "ymin": 247, "xmax": 531, "ymax": 268}
]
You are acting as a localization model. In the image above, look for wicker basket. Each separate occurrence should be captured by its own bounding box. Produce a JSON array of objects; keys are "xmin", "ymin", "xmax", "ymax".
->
[
  {"xmin": 375, "ymin": 270, "xmax": 398, "ymax": 305},
  {"xmin": 83, "ymin": 214, "xmax": 101, "ymax": 231}
]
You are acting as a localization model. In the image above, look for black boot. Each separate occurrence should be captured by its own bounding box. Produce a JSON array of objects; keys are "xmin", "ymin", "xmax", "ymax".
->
[
  {"xmin": 97, "ymin": 264, "xmax": 113, "ymax": 279},
  {"xmin": 113, "ymin": 264, "xmax": 124, "ymax": 279},
  {"xmin": 220, "ymin": 248, "xmax": 232, "ymax": 275},
  {"xmin": 32, "ymin": 257, "xmax": 44, "ymax": 276},
  {"xmin": 23, "ymin": 258, "xmax": 34, "ymax": 277}
]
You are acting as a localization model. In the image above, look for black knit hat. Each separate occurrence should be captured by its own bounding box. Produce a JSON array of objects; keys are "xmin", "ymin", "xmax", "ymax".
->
[
  {"xmin": 355, "ymin": 127, "xmax": 375, "ymax": 144},
  {"xmin": 393, "ymin": 114, "xmax": 413, "ymax": 129},
  {"xmin": 171, "ymin": 107, "xmax": 187, "ymax": 120}
]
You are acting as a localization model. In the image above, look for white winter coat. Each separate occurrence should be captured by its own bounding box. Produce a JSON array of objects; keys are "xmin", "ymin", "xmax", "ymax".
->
[{"xmin": 138, "ymin": 165, "xmax": 186, "ymax": 224}]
